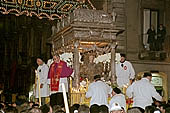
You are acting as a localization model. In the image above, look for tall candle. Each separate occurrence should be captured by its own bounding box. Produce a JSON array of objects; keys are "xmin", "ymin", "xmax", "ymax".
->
[
  {"xmin": 62, "ymin": 83, "xmax": 69, "ymax": 113},
  {"xmin": 35, "ymin": 70, "xmax": 41, "ymax": 106}
]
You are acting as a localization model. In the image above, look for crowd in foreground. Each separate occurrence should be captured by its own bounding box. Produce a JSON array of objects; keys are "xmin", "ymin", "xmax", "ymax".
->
[{"xmin": 0, "ymin": 99, "xmax": 170, "ymax": 113}]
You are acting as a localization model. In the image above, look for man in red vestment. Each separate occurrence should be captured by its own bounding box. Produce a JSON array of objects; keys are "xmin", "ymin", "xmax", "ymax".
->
[{"xmin": 48, "ymin": 54, "xmax": 73, "ymax": 107}]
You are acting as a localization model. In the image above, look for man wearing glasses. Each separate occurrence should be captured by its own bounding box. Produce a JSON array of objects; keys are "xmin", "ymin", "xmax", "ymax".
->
[{"xmin": 48, "ymin": 53, "xmax": 73, "ymax": 107}]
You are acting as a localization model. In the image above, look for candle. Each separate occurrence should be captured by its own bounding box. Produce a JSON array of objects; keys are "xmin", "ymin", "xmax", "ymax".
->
[
  {"xmin": 70, "ymin": 78, "xmax": 72, "ymax": 93},
  {"xmin": 62, "ymin": 83, "xmax": 70, "ymax": 113},
  {"xmin": 35, "ymin": 70, "xmax": 41, "ymax": 106}
]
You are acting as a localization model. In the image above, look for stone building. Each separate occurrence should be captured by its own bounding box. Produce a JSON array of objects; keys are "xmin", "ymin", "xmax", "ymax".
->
[{"xmin": 101, "ymin": 0, "xmax": 170, "ymax": 99}]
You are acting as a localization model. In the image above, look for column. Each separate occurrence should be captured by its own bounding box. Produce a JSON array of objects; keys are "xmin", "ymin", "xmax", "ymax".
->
[
  {"xmin": 110, "ymin": 42, "xmax": 117, "ymax": 84},
  {"xmin": 73, "ymin": 41, "xmax": 80, "ymax": 87}
]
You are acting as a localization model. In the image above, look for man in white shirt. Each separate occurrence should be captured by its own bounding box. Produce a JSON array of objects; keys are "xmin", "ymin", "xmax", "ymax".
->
[
  {"xmin": 126, "ymin": 72, "xmax": 162, "ymax": 110},
  {"xmin": 116, "ymin": 54, "xmax": 135, "ymax": 88},
  {"xmin": 85, "ymin": 75, "xmax": 112, "ymax": 107},
  {"xmin": 109, "ymin": 103, "xmax": 122, "ymax": 113},
  {"xmin": 109, "ymin": 87, "xmax": 126, "ymax": 111}
]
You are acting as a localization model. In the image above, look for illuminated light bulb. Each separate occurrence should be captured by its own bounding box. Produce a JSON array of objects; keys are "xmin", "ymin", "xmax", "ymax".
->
[
  {"xmin": 39, "ymin": 17, "xmax": 42, "ymax": 19},
  {"xmin": 50, "ymin": 18, "xmax": 54, "ymax": 20}
]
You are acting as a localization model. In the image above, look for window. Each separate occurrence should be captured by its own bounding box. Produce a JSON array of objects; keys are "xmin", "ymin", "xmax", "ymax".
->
[{"xmin": 142, "ymin": 9, "xmax": 159, "ymax": 50}]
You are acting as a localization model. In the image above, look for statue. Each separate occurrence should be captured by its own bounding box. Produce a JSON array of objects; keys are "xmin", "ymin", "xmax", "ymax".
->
[
  {"xmin": 112, "ymin": 8, "xmax": 117, "ymax": 22},
  {"xmin": 80, "ymin": 53, "xmax": 104, "ymax": 82}
]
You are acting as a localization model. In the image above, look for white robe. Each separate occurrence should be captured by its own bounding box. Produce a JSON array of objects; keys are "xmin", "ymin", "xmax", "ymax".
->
[
  {"xmin": 85, "ymin": 81, "xmax": 112, "ymax": 107},
  {"xmin": 35, "ymin": 63, "xmax": 50, "ymax": 98},
  {"xmin": 109, "ymin": 94, "xmax": 126, "ymax": 111},
  {"xmin": 49, "ymin": 77, "xmax": 69, "ymax": 94},
  {"xmin": 116, "ymin": 61, "xmax": 135, "ymax": 87},
  {"xmin": 126, "ymin": 78, "xmax": 162, "ymax": 109}
]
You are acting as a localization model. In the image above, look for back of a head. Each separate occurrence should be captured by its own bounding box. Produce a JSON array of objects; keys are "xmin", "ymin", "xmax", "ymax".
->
[
  {"xmin": 28, "ymin": 108, "xmax": 42, "ymax": 113},
  {"xmin": 5, "ymin": 106, "xmax": 18, "ymax": 113},
  {"xmin": 145, "ymin": 106, "xmax": 156, "ymax": 113},
  {"xmin": 70, "ymin": 104, "xmax": 80, "ymax": 113},
  {"xmin": 99, "ymin": 105, "xmax": 109, "ymax": 113},
  {"xmin": 112, "ymin": 87, "xmax": 121, "ymax": 94},
  {"xmin": 165, "ymin": 107, "xmax": 170, "ymax": 113},
  {"xmin": 127, "ymin": 108, "xmax": 142, "ymax": 113},
  {"xmin": 40, "ymin": 104, "xmax": 50, "ymax": 113},
  {"xmin": 153, "ymin": 109, "xmax": 161, "ymax": 113},
  {"xmin": 73, "ymin": 104, "xmax": 80, "ymax": 110},
  {"xmin": 78, "ymin": 104, "xmax": 89, "ymax": 113},
  {"xmin": 20, "ymin": 109, "xmax": 29, "ymax": 113},
  {"xmin": 94, "ymin": 75, "xmax": 101, "ymax": 81},
  {"xmin": 52, "ymin": 105, "xmax": 62, "ymax": 113},
  {"xmin": 90, "ymin": 104, "xmax": 100, "ymax": 113},
  {"xmin": 55, "ymin": 110, "xmax": 65, "ymax": 113},
  {"xmin": 143, "ymin": 72, "xmax": 152, "ymax": 78}
]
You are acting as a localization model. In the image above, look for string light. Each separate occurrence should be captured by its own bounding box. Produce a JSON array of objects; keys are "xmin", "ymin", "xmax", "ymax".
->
[
  {"xmin": 50, "ymin": 14, "xmax": 62, "ymax": 19},
  {"xmin": 20, "ymin": 10, "xmax": 29, "ymax": 16},
  {"xmin": 7, "ymin": 9, "xmax": 20, "ymax": 14},
  {"xmin": 43, "ymin": 1, "xmax": 57, "ymax": 9},
  {"xmin": 61, "ymin": 4, "xmax": 73, "ymax": 12},
  {"xmin": 36, "ymin": 0, "xmax": 41, "ymax": 7},
  {"xmin": 0, "ymin": 0, "xmax": 95, "ymax": 20},
  {"xmin": 25, "ymin": 0, "xmax": 34, "ymax": 7}
]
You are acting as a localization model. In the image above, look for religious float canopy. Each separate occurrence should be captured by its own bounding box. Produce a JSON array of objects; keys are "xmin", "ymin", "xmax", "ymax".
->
[
  {"xmin": 49, "ymin": 8, "xmax": 124, "ymax": 85},
  {"xmin": 0, "ymin": 0, "xmax": 95, "ymax": 20}
]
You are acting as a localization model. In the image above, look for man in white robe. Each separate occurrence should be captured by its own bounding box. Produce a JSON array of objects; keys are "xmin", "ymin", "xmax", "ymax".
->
[
  {"xmin": 116, "ymin": 54, "xmax": 135, "ymax": 88},
  {"xmin": 85, "ymin": 75, "xmax": 112, "ymax": 107},
  {"xmin": 109, "ymin": 87, "xmax": 126, "ymax": 111},
  {"xmin": 126, "ymin": 72, "xmax": 162, "ymax": 109},
  {"xmin": 35, "ymin": 57, "xmax": 50, "ymax": 105}
]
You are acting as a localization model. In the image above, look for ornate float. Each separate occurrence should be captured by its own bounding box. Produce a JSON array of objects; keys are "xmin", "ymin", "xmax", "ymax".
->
[{"xmin": 49, "ymin": 8, "xmax": 124, "ymax": 105}]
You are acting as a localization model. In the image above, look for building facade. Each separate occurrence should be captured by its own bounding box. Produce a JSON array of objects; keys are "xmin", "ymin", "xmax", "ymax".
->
[{"xmin": 103, "ymin": 0, "xmax": 170, "ymax": 98}]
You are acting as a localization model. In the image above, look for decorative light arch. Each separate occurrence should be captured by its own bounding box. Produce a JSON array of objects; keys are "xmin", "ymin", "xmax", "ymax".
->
[{"xmin": 0, "ymin": 0, "xmax": 95, "ymax": 20}]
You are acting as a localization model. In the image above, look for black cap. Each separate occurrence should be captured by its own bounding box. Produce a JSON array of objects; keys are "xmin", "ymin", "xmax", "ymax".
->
[
  {"xmin": 37, "ymin": 56, "xmax": 44, "ymax": 61},
  {"xmin": 94, "ymin": 75, "xmax": 101, "ymax": 80},
  {"xmin": 143, "ymin": 72, "xmax": 152, "ymax": 77},
  {"xmin": 37, "ymin": 54, "xmax": 47, "ymax": 62},
  {"xmin": 120, "ymin": 53, "xmax": 126, "ymax": 58},
  {"xmin": 113, "ymin": 87, "xmax": 121, "ymax": 94}
]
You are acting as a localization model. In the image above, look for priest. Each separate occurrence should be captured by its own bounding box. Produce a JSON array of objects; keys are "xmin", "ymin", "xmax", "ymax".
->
[{"xmin": 48, "ymin": 53, "xmax": 73, "ymax": 107}]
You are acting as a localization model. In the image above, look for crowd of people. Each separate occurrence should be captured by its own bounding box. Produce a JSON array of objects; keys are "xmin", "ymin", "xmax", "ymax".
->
[
  {"xmin": 0, "ymin": 52, "xmax": 170, "ymax": 113},
  {"xmin": 0, "ymin": 96, "xmax": 170, "ymax": 113}
]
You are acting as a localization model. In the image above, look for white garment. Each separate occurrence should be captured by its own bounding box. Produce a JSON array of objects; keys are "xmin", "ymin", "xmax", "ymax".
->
[
  {"xmin": 35, "ymin": 63, "xmax": 50, "ymax": 98},
  {"xmin": 47, "ymin": 59, "xmax": 54, "ymax": 67},
  {"xmin": 109, "ymin": 94, "xmax": 126, "ymax": 111},
  {"xmin": 49, "ymin": 78, "xmax": 69, "ymax": 94},
  {"xmin": 85, "ymin": 80, "xmax": 112, "ymax": 106},
  {"xmin": 116, "ymin": 61, "xmax": 135, "ymax": 87},
  {"xmin": 126, "ymin": 78, "xmax": 162, "ymax": 109}
]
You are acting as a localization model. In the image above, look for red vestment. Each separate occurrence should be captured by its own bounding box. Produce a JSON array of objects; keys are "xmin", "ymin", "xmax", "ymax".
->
[{"xmin": 48, "ymin": 60, "xmax": 73, "ymax": 91}]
